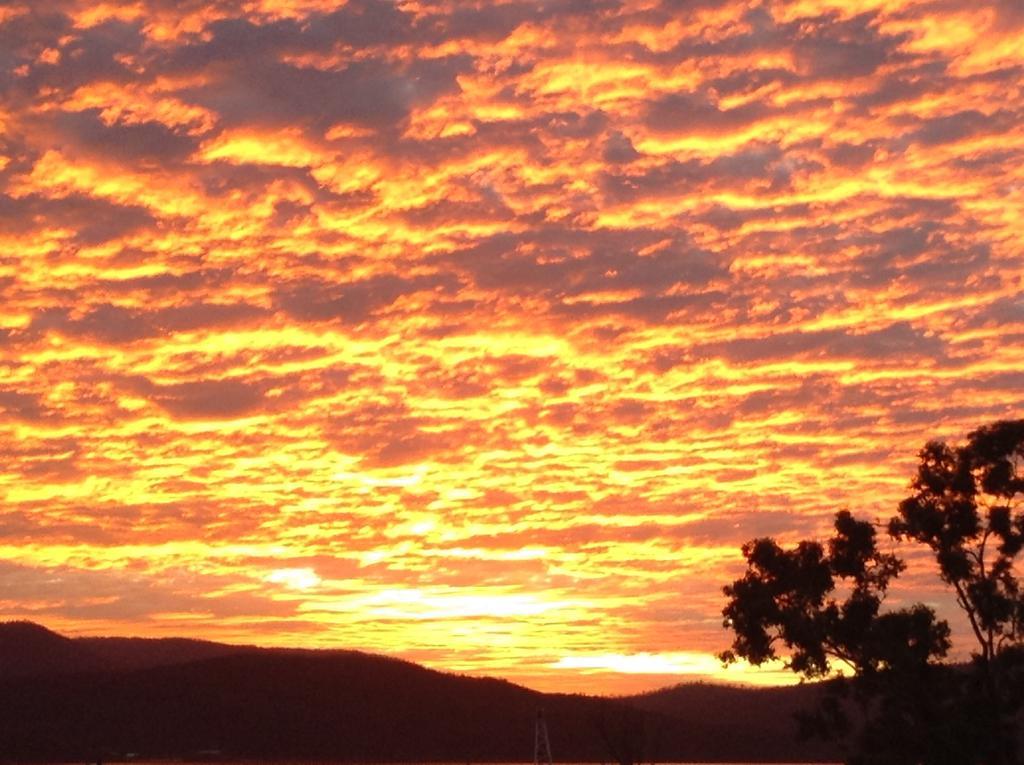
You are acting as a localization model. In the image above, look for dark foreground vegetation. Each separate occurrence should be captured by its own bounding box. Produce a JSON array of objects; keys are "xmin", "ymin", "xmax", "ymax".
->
[
  {"xmin": 723, "ymin": 419, "xmax": 1024, "ymax": 765},
  {"xmin": 0, "ymin": 621, "xmax": 838, "ymax": 763}
]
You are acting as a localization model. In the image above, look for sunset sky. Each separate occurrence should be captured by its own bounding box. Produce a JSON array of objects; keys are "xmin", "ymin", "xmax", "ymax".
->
[{"xmin": 1, "ymin": 0, "xmax": 1022, "ymax": 694}]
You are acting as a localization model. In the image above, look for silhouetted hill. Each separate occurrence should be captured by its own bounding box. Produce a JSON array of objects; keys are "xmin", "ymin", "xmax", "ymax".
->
[
  {"xmin": 625, "ymin": 681, "xmax": 838, "ymax": 762},
  {"xmin": 0, "ymin": 622, "xmax": 839, "ymax": 762},
  {"xmin": 0, "ymin": 621, "xmax": 346, "ymax": 676},
  {"xmin": 77, "ymin": 634, "xmax": 261, "ymax": 672},
  {"xmin": 0, "ymin": 621, "xmax": 104, "ymax": 677}
]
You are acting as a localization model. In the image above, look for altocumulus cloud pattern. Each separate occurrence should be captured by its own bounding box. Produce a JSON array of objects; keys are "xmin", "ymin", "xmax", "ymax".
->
[{"xmin": 0, "ymin": 0, "xmax": 1022, "ymax": 693}]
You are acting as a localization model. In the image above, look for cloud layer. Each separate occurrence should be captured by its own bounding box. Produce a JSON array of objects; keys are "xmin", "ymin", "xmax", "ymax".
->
[{"xmin": 0, "ymin": 0, "xmax": 1022, "ymax": 692}]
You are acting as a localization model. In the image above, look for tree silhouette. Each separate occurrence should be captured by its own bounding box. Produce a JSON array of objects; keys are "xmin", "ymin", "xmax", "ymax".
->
[
  {"xmin": 721, "ymin": 419, "xmax": 1024, "ymax": 765},
  {"xmin": 590, "ymin": 698, "xmax": 656, "ymax": 765}
]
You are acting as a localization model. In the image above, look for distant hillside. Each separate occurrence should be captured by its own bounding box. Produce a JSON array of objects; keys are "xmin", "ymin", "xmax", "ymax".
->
[
  {"xmin": 76, "ymin": 634, "xmax": 263, "ymax": 672},
  {"xmin": 0, "ymin": 621, "xmax": 105, "ymax": 677},
  {"xmin": 629, "ymin": 680, "xmax": 826, "ymax": 732},
  {"xmin": 626, "ymin": 681, "xmax": 839, "ymax": 763},
  {"xmin": 0, "ymin": 621, "xmax": 375, "ymax": 678},
  {"xmin": 0, "ymin": 621, "xmax": 259, "ymax": 679},
  {"xmin": 0, "ymin": 622, "xmax": 839, "ymax": 763}
]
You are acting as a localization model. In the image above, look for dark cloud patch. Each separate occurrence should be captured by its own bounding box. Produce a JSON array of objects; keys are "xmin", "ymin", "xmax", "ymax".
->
[
  {"xmin": 187, "ymin": 60, "xmax": 409, "ymax": 129},
  {"xmin": 0, "ymin": 6, "xmax": 72, "ymax": 54},
  {"xmin": 961, "ymin": 296, "xmax": 1024, "ymax": 328},
  {"xmin": 609, "ymin": 398, "xmax": 653, "ymax": 424},
  {"xmin": 553, "ymin": 291, "xmax": 729, "ymax": 323},
  {"xmin": 648, "ymin": 347, "xmax": 693, "ymax": 374},
  {"xmin": 846, "ymin": 224, "xmax": 933, "ymax": 285},
  {"xmin": 970, "ymin": 370, "xmax": 1024, "ymax": 393},
  {"xmin": 154, "ymin": 2, "xmax": 530, "ymax": 132},
  {"xmin": 32, "ymin": 305, "xmax": 153, "ymax": 344},
  {"xmin": 0, "ymin": 193, "xmax": 155, "ymax": 245},
  {"xmin": 415, "ymin": 364, "xmax": 491, "ymax": 399},
  {"xmin": 424, "ymin": 2, "xmax": 533, "ymax": 42},
  {"xmin": 639, "ymin": 8, "xmax": 903, "ymax": 89},
  {"xmin": 694, "ymin": 202, "xmax": 810, "ymax": 231},
  {"xmin": 886, "ymin": 405, "xmax": 993, "ymax": 427},
  {"xmin": 701, "ymin": 322, "xmax": 946, "ymax": 364},
  {"xmin": 670, "ymin": 510, "xmax": 824, "ymax": 545},
  {"xmin": 381, "ymin": 115, "xmax": 546, "ymax": 167},
  {"xmin": 399, "ymin": 196, "xmax": 516, "ymax": 227},
  {"xmin": 452, "ymin": 521, "xmax": 673, "ymax": 550},
  {"xmin": 825, "ymin": 141, "xmax": 879, "ymax": 168},
  {"xmin": 142, "ymin": 0, "xmax": 239, "ymax": 13},
  {"xmin": 192, "ymin": 163, "xmax": 356, "ymax": 209},
  {"xmin": 692, "ymin": 203, "xmax": 741, "ymax": 230},
  {"xmin": 371, "ymin": 431, "xmax": 445, "ymax": 468},
  {"xmin": 826, "ymin": 445, "xmax": 900, "ymax": 467},
  {"xmin": 15, "ymin": 454, "xmax": 82, "ymax": 481},
  {"xmin": 917, "ymin": 0, "xmax": 1024, "ymax": 32},
  {"xmin": 545, "ymin": 110, "xmax": 609, "ymax": 139},
  {"xmin": 133, "ymin": 377, "xmax": 267, "ymax": 420},
  {"xmin": 576, "ymin": 244, "xmax": 728, "ymax": 292},
  {"xmin": 0, "ymin": 390, "xmax": 52, "ymax": 422},
  {"xmin": 0, "ymin": 8, "xmax": 72, "ymax": 91},
  {"xmin": 51, "ymin": 109, "xmax": 198, "ymax": 166},
  {"xmin": 600, "ymin": 144, "xmax": 787, "ymax": 202},
  {"xmin": 636, "ymin": 5, "xmax": 778, "ymax": 64},
  {"xmin": 644, "ymin": 91, "xmax": 769, "ymax": 134},
  {"xmin": 269, "ymin": 199, "xmax": 312, "ymax": 228},
  {"xmin": 714, "ymin": 468, "xmax": 758, "ymax": 483},
  {"xmin": 161, "ymin": 16, "xmax": 326, "ymax": 75},
  {"xmin": 871, "ymin": 195, "xmax": 960, "ymax": 222},
  {"xmin": 176, "ymin": 16, "xmax": 307, "ymax": 66},
  {"xmin": 950, "ymin": 148, "xmax": 1022, "ymax": 172},
  {"xmin": 654, "ymin": 0, "xmax": 744, "ymax": 10},
  {"xmin": 707, "ymin": 67, "xmax": 798, "ymax": 97},
  {"xmin": 99, "ymin": 267, "xmax": 237, "ymax": 297},
  {"xmin": 0, "ymin": 436, "xmax": 80, "ymax": 461},
  {"xmin": 0, "ymin": 560, "xmax": 284, "ymax": 621},
  {"xmin": 848, "ymin": 226, "xmax": 992, "ymax": 289},
  {"xmin": 13, "ymin": 18, "xmax": 144, "ymax": 96},
  {"xmin": 325, "ymin": 400, "xmax": 481, "ymax": 467},
  {"xmin": 465, "ymin": 354, "xmax": 551, "ymax": 385},
  {"xmin": 276, "ymin": 273, "xmax": 460, "ymax": 324},
  {"xmin": 993, "ymin": 0, "xmax": 1024, "ymax": 28},
  {"xmin": 422, "ymin": 0, "xmax": 624, "ymax": 43},
  {"xmin": 850, "ymin": 60, "xmax": 949, "ymax": 113},
  {"xmin": 155, "ymin": 302, "xmax": 268, "ymax": 334},
  {"xmin": 311, "ymin": 0, "xmax": 414, "ymax": 47},
  {"xmin": 30, "ymin": 301, "xmax": 265, "ymax": 344},
  {"xmin": 182, "ymin": 53, "xmax": 470, "ymax": 131},
  {"xmin": 451, "ymin": 233, "xmax": 727, "ymax": 299},
  {"xmin": 168, "ymin": 1, "xmax": 413, "ymax": 69},
  {"xmin": 602, "ymin": 131, "xmax": 640, "ymax": 164},
  {"xmin": 0, "ymin": 508, "xmax": 110, "ymax": 542},
  {"xmin": 736, "ymin": 377, "xmax": 836, "ymax": 417},
  {"xmin": 899, "ymin": 244, "xmax": 992, "ymax": 289},
  {"xmin": 791, "ymin": 12, "xmax": 906, "ymax": 79},
  {"xmin": 909, "ymin": 109, "xmax": 1013, "ymax": 147},
  {"xmin": 0, "ymin": 134, "xmax": 37, "ymax": 186}
]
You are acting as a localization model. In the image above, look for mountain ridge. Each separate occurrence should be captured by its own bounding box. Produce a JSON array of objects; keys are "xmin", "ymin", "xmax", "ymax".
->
[{"xmin": 0, "ymin": 621, "xmax": 838, "ymax": 763}]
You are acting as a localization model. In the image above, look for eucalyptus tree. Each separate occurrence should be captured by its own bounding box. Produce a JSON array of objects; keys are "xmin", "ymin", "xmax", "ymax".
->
[{"xmin": 721, "ymin": 419, "xmax": 1024, "ymax": 765}]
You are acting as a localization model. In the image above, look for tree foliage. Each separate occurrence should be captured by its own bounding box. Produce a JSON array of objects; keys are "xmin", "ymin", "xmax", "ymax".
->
[
  {"xmin": 721, "ymin": 419, "xmax": 1024, "ymax": 765},
  {"xmin": 890, "ymin": 420, "xmax": 1024, "ymax": 662}
]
